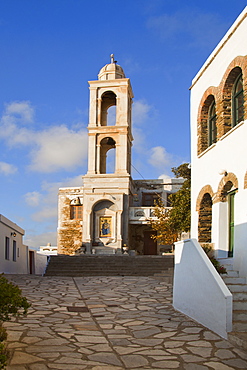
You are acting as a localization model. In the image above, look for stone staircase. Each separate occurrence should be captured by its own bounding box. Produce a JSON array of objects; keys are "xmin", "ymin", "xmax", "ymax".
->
[
  {"xmin": 220, "ymin": 259, "xmax": 247, "ymax": 350},
  {"xmin": 44, "ymin": 254, "xmax": 174, "ymax": 280}
]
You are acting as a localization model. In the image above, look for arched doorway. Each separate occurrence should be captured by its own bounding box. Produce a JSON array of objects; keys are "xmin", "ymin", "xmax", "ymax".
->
[{"xmin": 220, "ymin": 180, "xmax": 236, "ymax": 257}]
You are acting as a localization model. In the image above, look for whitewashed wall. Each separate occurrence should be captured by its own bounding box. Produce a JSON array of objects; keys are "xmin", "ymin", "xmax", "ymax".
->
[
  {"xmin": 0, "ymin": 214, "xmax": 28, "ymax": 274},
  {"xmin": 173, "ymin": 239, "xmax": 232, "ymax": 339},
  {"xmin": 190, "ymin": 7, "xmax": 247, "ymax": 278}
]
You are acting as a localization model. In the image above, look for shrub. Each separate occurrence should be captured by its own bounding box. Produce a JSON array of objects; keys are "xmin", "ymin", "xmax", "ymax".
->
[
  {"xmin": 0, "ymin": 275, "xmax": 30, "ymax": 322},
  {"xmin": 0, "ymin": 342, "xmax": 7, "ymax": 370},
  {"xmin": 201, "ymin": 245, "xmax": 227, "ymax": 274},
  {"xmin": 0, "ymin": 275, "xmax": 30, "ymax": 369}
]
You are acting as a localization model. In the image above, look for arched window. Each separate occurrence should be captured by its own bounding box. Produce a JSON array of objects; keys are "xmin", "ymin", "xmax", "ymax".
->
[
  {"xmin": 198, "ymin": 94, "xmax": 216, "ymax": 154},
  {"xmin": 208, "ymin": 100, "xmax": 217, "ymax": 146},
  {"xmin": 232, "ymin": 73, "xmax": 244, "ymax": 127}
]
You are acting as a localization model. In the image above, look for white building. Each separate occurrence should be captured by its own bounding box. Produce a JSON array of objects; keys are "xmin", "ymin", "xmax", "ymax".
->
[
  {"xmin": 0, "ymin": 214, "xmax": 29, "ymax": 274},
  {"xmin": 57, "ymin": 55, "xmax": 183, "ymax": 256},
  {"xmin": 190, "ymin": 7, "xmax": 247, "ymax": 277},
  {"xmin": 174, "ymin": 7, "xmax": 247, "ymax": 339},
  {"xmin": 39, "ymin": 243, "xmax": 58, "ymax": 255},
  {"xmin": 0, "ymin": 214, "xmax": 48, "ymax": 275}
]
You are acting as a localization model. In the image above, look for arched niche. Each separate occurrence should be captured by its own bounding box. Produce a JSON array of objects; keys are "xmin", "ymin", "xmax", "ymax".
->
[{"xmin": 92, "ymin": 200, "xmax": 118, "ymax": 245}]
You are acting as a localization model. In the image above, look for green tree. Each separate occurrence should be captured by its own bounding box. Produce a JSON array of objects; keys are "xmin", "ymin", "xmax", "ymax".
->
[{"xmin": 149, "ymin": 163, "xmax": 191, "ymax": 245}]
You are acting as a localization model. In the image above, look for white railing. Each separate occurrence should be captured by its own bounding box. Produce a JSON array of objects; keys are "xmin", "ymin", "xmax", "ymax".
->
[
  {"xmin": 129, "ymin": 206, "xmax": 171, "ymax": 223},
  {"xmin": 173, "ymin": 238, "xmax": 232, "ymax": 339}
]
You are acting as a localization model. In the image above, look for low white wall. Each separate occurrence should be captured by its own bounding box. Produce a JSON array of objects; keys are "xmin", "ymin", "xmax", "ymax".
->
[
  {"xmin": 173, "ymin": 239, "xmax": 232, "ymax": 339},
  {"xmin": 35, "ymin": 253, "xmax": 48, "ymax": 275}
]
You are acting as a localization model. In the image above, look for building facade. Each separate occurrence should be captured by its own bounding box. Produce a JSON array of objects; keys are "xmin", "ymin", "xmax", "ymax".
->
[
  {"xmin": 0, "ymin": 214, "xmax": 28, "ymax": 274},
  {"xmin": 57, "ymin": 56, "xmax": 183, "ymax": 255},
  {"xmin": 190, "ymin": 7, "xmax": 247, "ymax": 278}
]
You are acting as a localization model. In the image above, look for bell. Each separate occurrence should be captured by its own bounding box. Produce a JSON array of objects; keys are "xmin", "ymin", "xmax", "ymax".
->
[
  {"xmin": 75, "ymin": 197, "xmax": 81, "ymax": 206},
  {"xmin": 106, "ymin": 137, "xmax": 115, "ymax": 146}
]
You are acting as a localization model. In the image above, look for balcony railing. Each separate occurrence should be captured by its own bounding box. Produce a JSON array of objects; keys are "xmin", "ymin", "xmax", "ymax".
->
[{"xmin": 129, "ymin": 206, "xmax": 171, "ymax": 224}]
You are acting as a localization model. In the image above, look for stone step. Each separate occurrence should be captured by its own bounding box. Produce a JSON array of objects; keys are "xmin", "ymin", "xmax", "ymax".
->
[
  {"xmin": 232, "ymin": 292, "xmax": 247, "ymax": 300},
  {"xmin": 221, "ymin": 264, "xmax": 247, "ymax": 350},
  {"xmin": 45, "ymin": 271, "xmax": 174, "ymax": 277},
  {"xmin": 225, "ymin": 270, "xmax": 239, "ymax": 278},
  {"xmin": 228, "ymin": 332, "xmax": 247, "ymax": 351},
  {"xmin": 233, "ymin": 310, "xmax": 247, "ymax": 321},
  {"xmin": 232, "ymin": 321, "xmax": 247, "ymax": 332},
  {"xmin": 226, "ymin": 284, "xmax": 247, "ymax": 293},
  {"xmin": 233, "ymin": 300, "xmax": 247, "ymax": 310},
  {"xmin": 222, "ymin": 276, "xmax": 246, "ymax": 285},
  {"xmin": 45, "ymin": 255, "xmax": 174, "ymax": 277}
]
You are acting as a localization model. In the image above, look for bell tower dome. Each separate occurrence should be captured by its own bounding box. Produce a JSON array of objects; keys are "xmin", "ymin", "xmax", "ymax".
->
[{"xmin": 98, "ymin": 54, "xmax": 126, "ymax": 80}]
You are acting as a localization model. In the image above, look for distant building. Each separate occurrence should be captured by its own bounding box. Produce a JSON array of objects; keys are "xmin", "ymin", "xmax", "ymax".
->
[
  {"xmin": 57, "ymin": 56, "xmax": 183, "ymax": 255},
  {"xmin": 39, "ymin": 243, "xmax": 57, "ymax": 255}
]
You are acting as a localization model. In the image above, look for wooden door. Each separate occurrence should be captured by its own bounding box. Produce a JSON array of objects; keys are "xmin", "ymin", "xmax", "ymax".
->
[
  {"xmin": 29, "ymin": 251, "xmax": 35, "ymax": 274},
  {"xmin": 143, "ymin": 230, "xmax": 157, "ymax": 255}
]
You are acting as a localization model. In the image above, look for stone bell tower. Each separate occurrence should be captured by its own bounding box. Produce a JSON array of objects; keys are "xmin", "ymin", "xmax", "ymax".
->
[{"xmin": 82, "ymin": 54, "xmax": 134, "ymax": 253}]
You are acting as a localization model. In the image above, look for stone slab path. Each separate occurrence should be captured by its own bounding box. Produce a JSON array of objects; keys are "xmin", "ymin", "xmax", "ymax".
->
[{"xmin": 3, "ymin": 275, "xmax": 247, "ymax": 370}]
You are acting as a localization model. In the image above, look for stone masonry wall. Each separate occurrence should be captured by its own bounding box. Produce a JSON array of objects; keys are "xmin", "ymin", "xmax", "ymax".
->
[{"xmin": 57, "ymin": 194, "xmax": 83, "ymax": 255}]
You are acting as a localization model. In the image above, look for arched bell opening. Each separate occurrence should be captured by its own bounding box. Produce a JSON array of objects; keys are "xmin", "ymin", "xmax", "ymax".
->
[
  {"xmin": 101, "ymin": 91, "xmax": 117, "ymax": 126},
  {"xmin": 100, "ymin": 137, "xmax": 116, "ymax": 174}
]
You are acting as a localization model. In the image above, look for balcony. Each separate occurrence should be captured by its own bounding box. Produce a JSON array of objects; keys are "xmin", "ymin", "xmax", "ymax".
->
[{"xmin": 129, "ymin": 206, "xmax": 171, "ymax": 224}]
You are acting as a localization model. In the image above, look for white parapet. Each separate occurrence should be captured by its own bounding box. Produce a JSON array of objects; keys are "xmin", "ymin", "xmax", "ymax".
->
[{"xmin": 173, "ymin": 238, "xmax": 232, "ymax": 339}]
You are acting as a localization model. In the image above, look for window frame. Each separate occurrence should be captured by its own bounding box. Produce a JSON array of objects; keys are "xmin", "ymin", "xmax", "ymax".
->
[
  {"xmin": 208, "ymin": 100, "xmax": 217, "ymax": 146},
  {"xmin": 13, "ymin": 240, "xmax": 17, "ymax": 262},
  {"xmin": 232, "ymin": 73, "xmax": 244, "ymax": 127},
  {"xmin": 5, "ymin": 237, "xmax": 10, "ymax": 260},
  {"xmin": 70, "ymin": 205, "xmax": 83, "ymax": 220}
]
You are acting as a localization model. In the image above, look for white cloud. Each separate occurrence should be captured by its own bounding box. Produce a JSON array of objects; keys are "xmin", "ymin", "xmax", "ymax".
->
[
  {"xmin": 24, "ymin": 231, "xmax": 57, "ymax": 249},
  {"xmin": 28, "ymin": 125, "xmax": 88, "ymax": 173},
  {"xmin": 147, "ymin": 9, "xmax": 229, "ymax": 49},
  {"xmin": 28, "ymin": 175, "xmax": 83, "ymax": 223},
  {"xmin": 0, "ymin": 161, "xmax": 17, "ymax": 175},
  {"xmin": 0, "ymin": 101, "xmax": 88, "ymax": 173},
  {"xmin": 5, "ymin": 101, "xmax": 34, "ymax": 123},
  {"xmin": 24, "ymin": 191, "xmax": 42, "ymax": 207},
  {"xmin": 148, "ymin": 146, "xmax": 172, "ymax": 169},
  {"xmin": 132, "ymin": 100, "xmax": 152, "ymax": 126},
  {"xmin": 32, "ymin": 205, "xmax": 58, "ymax": 223},
  {"xmin": 158, "ymin": 173, "xmax": 171, "ymax": 180}
]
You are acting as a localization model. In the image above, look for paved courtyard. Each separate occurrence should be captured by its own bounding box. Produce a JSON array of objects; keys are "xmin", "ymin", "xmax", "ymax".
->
[{"xmin": 3, "ymin": 275, "xmax": 247, "ymax": 370}]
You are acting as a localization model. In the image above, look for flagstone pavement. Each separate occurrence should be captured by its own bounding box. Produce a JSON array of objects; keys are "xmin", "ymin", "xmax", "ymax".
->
[{"xmin": 3, "ymin": 275, "xmax": 247, "ymax": 370}]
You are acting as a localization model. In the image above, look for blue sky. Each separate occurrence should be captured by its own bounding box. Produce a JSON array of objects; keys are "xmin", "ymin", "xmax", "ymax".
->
[{"xmin": 0, "ymin": 0, "xmax": 246, "ymax": 248}]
